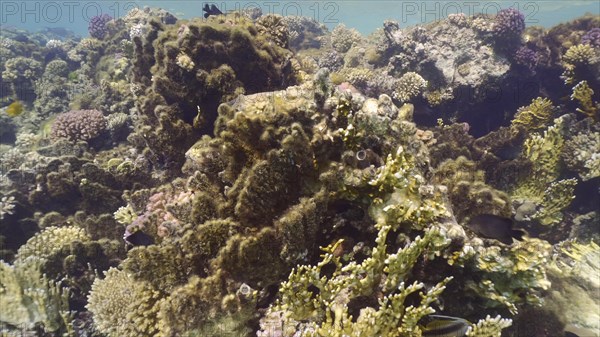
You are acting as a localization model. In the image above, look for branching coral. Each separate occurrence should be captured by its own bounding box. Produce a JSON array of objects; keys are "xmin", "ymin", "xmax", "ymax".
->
[
  {"xmin": 51, "ymin": 109, "xmax": 107, "ymax": 142},
  {"xmin": 15, "ymin": 226, "xmax": 90, "ymax": 262},
  {"xmin": 367, "ymin": 146, "xmax": 448, "ymax": 230},
  {"xmin": 511, "ymin": 117, "xmax": 576, "ymax": 225},
  {"xmin": 86, "ymin": 267, "xmax": 161, "ymax": 337},
  {"xmin": 0, "ymin": 258, "xmax": 73, "ymax": 335},
  {"xmin": 563, "ymin": 44, "xmax": 599, "ymax": 65},
  {"xmin": 571, "ymin": 80, "xmax": 599, "ymax": 119},
  {"xmin": 330, "ymin": 24, "xmax": 362, "ymax": 53},
  {"xmin": 493, "ymin": 8, "xmax": 526, "ymax": 38},
  {"xmin": 392, "ymin": 72, "xmax": 427, "ymax": 103},
  {"xmin": 466, "ymin": 315, "xmax": 513, "ymax": 337},
  {"xmin": 511, "ymin": 97, "xmax": 555, "ymax": 132},
  {"xmin": 563, "ymin": 118, "xmax": 600, "ymax": 180},
  {"xmin": 263, "ymin": 225, "xmax": 452, "ymax": 337},
  {"xmin": 455, "ymin": 238, "xmax": 553, "ymax": 314}
]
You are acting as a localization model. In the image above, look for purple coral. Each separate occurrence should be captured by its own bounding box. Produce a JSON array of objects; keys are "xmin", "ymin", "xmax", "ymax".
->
[
  {"xmin": 581, "ymin": 28, "xmax": 600, "ymax": 48},
  {"xmin": 51, "ymin": 109, "xmax": 107, "ymax": 141},
  {"xmin": 514, "ymin": 46, "xmax": 538, "ymax": 71},
  {"xmin": 88, "ymin": 14, "xmax": 112, "ymax": 39},
  {"xmin": 493, "ymin": 8, "xmax": 526, "ymax": 37}
]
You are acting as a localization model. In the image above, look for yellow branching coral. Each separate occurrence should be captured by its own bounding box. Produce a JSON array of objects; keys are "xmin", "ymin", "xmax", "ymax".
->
[
  {"xmin": 0, "ymin": 257, "xmax": 73, "ymax": 335},
  {"xmin": 466, "ymin": 315, "xmax": 513, "ymax": 337},
  {"xmin": 512, "ymin": 117, "xmax": 576, "ymax": 225},
  {"xmin": 461, "ymin": 238, "xmax": 552, "ymax": 314},
  {"xmin": 87, "ymin": 267, "xmax": 162, "ymax": 337},
  {"xmin": 563, "ymin": 44, "xmax": 599, "ymax": 65},
  {"xmin": 562, "ymin": 44, "xmax": 600, "ymax": 84},
  {"xmin": 393, "ymin": 72, "xmax": 428, "ymax": 102},
  {"xmin": 531, "ymin": 178, "xmax": 577, "ymax": 225},
  {"xmin": 368, "ymin": 146, "xmax": 449, "ymax": 230},
  {"xmin": 511, "ymin": 97, "xmax": 555, "ymax": 132},
  {"xmin": 571, "ymin": 80, "xmax": 599, "ymax": 119},
  {"xmin": 267, "ymin": 224, "xmax": 452, "ymax": 337},
  {"xmin": 15, "ymin": 226, "xmax": 90, "ymax": 262}
]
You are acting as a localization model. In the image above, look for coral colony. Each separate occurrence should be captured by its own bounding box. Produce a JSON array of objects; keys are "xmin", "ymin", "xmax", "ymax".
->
[{"xmin": 0, "ymin": 5, "xmax": 599, "ymax": 337}]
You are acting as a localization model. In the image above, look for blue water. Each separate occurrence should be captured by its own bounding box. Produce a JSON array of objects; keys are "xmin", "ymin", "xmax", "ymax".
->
[{"xmin": 1, "ymin": 0, "xmax": 599, "ymax": 37}]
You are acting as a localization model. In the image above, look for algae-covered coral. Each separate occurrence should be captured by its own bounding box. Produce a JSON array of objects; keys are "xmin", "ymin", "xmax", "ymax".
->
[{"xmin": 1, "ymin": 6, "xmax": 599, "ymax": 337}]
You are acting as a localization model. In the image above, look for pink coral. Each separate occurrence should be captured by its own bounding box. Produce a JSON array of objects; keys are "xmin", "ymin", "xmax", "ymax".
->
[{"xmin": 51, "ymin": 109, "xmax": 107, "ymax": 142}]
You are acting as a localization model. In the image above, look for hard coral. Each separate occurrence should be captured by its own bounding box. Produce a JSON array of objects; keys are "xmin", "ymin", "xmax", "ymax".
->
[
  {"xmin": 0, "ymin": 258, "xmax": 73, "ymax": 335},
  {"xmin": 511, "ymin": 97, "xmax": 555, "ymax": 132},
  {"xmin": 514, "ymin": 45, "xmax": 539, "ymax": 71},
  {"xmin": 51, "ymin": 109, "xmax": 107, "ymax": 142},
  {"xmin": 493, "ymin": 8, "xmax": 526, "ymax": 38},
  {"xmin": 393, "ymin": 72, "xmax": 427, "ymax": 103},
  {"xmin": 15, "ymin": 226, "xmax": 90, "ymax": 262},
  {"xmin": 87, "ymin": 267, "xmax": 161, "ymax": 337},
  {"xmin": 88, "ymin": 14, "xmax": 113, "ymax": 39},
  {"xmin": 581, "ymin": 27, "xmax": 600, "ymax": 47},
  {"xmin": 330, "ymin": 24, "xmax": 362, "ymax": 53}
]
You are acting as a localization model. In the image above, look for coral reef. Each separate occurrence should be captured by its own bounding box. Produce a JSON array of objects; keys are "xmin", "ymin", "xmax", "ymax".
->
[
  {"xmin": 2, "ymin": 56, "xmax": 42, "ymax": 101},
  {"xmin": 563, "ymin": 118, "xmax": 600, "ymax": 181},
  {"xmin": 581, "ymin": 27, "xmax": 600, "ymax": 47},
  {"xmin": 1, "ymin": 7, "xmax": 598, "ymax": 337},
  {"xmin": 128, "ymin": 13, "xmax": 298, "ymax": 173},
  {"xmin": 34, "ymin": 59, "xmax": 71, "ymax": 118}
]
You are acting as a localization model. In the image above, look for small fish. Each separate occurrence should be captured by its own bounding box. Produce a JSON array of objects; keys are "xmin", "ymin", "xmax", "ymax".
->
[
  {"xmin": 203, "ymin": 4, "xmax": 223, "ymax": 18},
  {"xmin": 124, "ymin": 230, "xmax": 155, "ymax": 247},
  {"xmin": 421, "ymin": 315, "xmax": 471, "ymax": 337},
  {"xmin": 466, "ymin": 214, "xmax": 526, "ymax": 245},
  {"xmin": 5, "ymin": 101, "xmax": 24, "ymax": 117}
]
